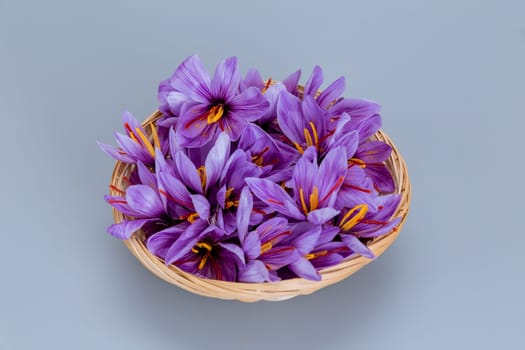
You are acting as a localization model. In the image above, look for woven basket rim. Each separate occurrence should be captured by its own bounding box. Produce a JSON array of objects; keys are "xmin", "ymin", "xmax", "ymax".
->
[{"xmin": 110, "ymin": 109, "xmax": 411, "ymax": 301}]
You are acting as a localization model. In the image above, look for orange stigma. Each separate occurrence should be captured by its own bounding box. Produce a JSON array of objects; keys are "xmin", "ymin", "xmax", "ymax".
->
[{"xmin": 207, "ymin": 104, "xmax": 224, "ymax": 124}]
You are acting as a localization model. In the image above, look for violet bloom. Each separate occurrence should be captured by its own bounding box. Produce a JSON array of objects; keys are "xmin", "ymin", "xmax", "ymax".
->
[
  {"xmin": 149, "ymin": 225, "xmax": 245, "ymax": 281},
  {"xmin": 246, "ymin": 146, "xmax": 347, "ymax": 225},
  {"xmin": 277, "ymin": 90, "xmax": 359, "ymax": 158},
  {"xmin": 238, "ymin": 123, "xmax": 296, "ymax": 182},
  {"xmin": 98, "ymin": 111, "xmax": 161, "ymax": 166},
  {"xmin": 240, "ymin": 68, "xmax": 286, "ymax": 125},
  {"xmin": 160, "ymin": 55, "xmax": 269, "ymax": 147},
  {"xmin": 237, "ymin": 198, "xmax": 300, "ymax": 282},
  {"xmin": 335, "ymin": 193, "xmax": 401, "ymax": 258}
]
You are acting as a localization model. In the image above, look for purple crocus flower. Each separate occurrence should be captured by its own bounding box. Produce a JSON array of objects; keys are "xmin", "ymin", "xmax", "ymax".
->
[
  {"xmin": 98, "ymin": 111, "xmax": 161, "ymax": 166},
  {"xmin": 277, "ymin": 90, "xmax": 359, "ymax": 158},
  {"xmin": 246, "ymin": 146, "xmax": 347, "ymax": 225},
  {"xmin": 335, "ymin": 193, "xmax": 401, "ymax": 258},
  {"xmin": 236, "ymin": 195, "xmax": 300, "ymax": 282},
  {"xmin": 160, "ymin": 55, "xmax": 269, "ymax": 147}
]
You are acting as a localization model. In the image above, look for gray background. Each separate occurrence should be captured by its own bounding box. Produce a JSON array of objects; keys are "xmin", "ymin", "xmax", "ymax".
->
[{"xmin": 1, "ymin": 0, "xmax": 524, "ymax": 349}]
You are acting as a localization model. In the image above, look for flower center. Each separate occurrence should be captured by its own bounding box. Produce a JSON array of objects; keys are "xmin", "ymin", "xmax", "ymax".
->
[
  {"xmin": 206, "ymin": 104, "xmax": 225, "ymax": 124},
  {"xmin": 224, "ymin": 187, "xmax": 239, "ymax": 209},
  {"xmin": 180, "ymin": 212, "xmax": 199, "ymax": 223},
  {"xmin": 299, "ymin": 186, "xmax": 319, "ymax": 213},
  {"xmin": 339, "ymin": 204, "xmax": 368, "ymax": 231},
  {"xmin": 251, "ymin": 146, "xmax": 270, "ymax": 167},
  {"xmin": 191, "ymin": 242, "xmax": 214, "ymax": 270}
]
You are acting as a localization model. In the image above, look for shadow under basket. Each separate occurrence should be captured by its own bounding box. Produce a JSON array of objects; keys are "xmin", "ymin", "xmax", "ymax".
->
[{"xmin": 110, "ymin": 110, "xmax": 412, "ymax": 302}]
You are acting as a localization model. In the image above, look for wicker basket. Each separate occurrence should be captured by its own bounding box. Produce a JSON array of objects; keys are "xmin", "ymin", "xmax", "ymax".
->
[{"xmin": 110, "ymin": 110, "xmax": 411, "ymax": 302}]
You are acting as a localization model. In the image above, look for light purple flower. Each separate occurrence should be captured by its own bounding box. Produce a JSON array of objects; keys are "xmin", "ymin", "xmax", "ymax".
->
[
  {"xmin": 98, "ymin": 111, "xmax": 161, "ymax": 166},
  {"xmin": 246, "ymin": 146, "xmax": 347, "ymax": 225},
  {"xmin": 160, "ymin": 55, "xmax": 269, "ymax": 147}
]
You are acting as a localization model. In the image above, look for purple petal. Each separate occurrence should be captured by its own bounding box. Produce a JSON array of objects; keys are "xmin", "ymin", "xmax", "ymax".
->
[
  {"xmin": 212, "ymin": 56, "xmax": 241, "ymax": 101},
  {"xmin": 169, "ymin": 54, "xmax": 212, "ymax": 103},
  {"xmin": 165, "ymin": 219, "xmax": 208, "ymax": 264},
  {"xmin": 236, "ymin": 186, "xmax": 253, "ymax": 243},
  {"xmin": 291, "ymin": 223, "xmax": 322, "ymax": 255},
  {"xmin": 261, "ymin": 247, "xmax": 301, "ymax": 270},
  {"xmin": 331, "ymin": 130, "xmax": 359, "ymax": 158},
  {"xmin": 114, "ymin": 132, "xmax": 151, "ymax": 163},
  {"xmin": 97, "ymin": 141, "xmax": 135, "ymax": 163},
  {"xmin": 107, "ymin": 219, "xmax": 156, "ymax": 239},
  {"xmin": 364, "ymin": 164, "xmax": 396, "ymax": 193},
  {"xmin": 330, "ymin": 98, "xmax": 381, "ymax": 124},
  {"xmin": 289, "ymin": 257, "xmax": 320, "ymax": 281},
  {"xmin": 245, "ymin": 178, "xmax": 305, "ymax": 220},
  {"xmin": 157, "ymin": 172, "xmax": 193, "ymax": 209},
  {"xmin": 164, "ymin": 91, "xmax": 189, "ymax": 116},
  {"xmin": 228, "ymin": 87, "xmax": 269, "ymax": 123},
  {"xmin": 240, "ymin": 68, "xmax": 264, "ymax": 90},
  {"xmin": 146, "ymin": 225, "xmax": 185, "ymax": 259},
  {"xmin": 136, "ymin": 161, "xmax": 156, "ymax": 189},
  {"xmin": 126, "ymin": 185, "xmax": 164, "ymax": 217},
  {"xmin": 190, "ymin": 194, "xmax": 210, "ymax": 220},
  {"xmin": 356, "ymin": 114, "xmax": 382, "ymax": 141},
  {"xmin": 256, "ymin": 217, "xmax": 289, "ymax": 243},
  {"xmin": 340, "ymin": 234, "xmax": 375, "ymax": 259},
  {"xmin": 316, "ymin": 76, "xmax": 345, "ymax": 109},
  {"xmin": 173, "ymin": 151, "xmax": 202, "ymax": 194},
  {"xmin": 303, "ymin": 66, "xmax": 323, "ymax": 97},
  {"xmin": 168, "ymin": 127, "xmax": 182, "ymax": 156},
  {"xmin": 276, "ymin": 90, "xmax": 305, "ymax": 143},
  {"xmin": 238, "ymin": 260, "xmax": 270, "ymax": 282},
  {"xmin": 282, "ymin": 69, "xmax": 301, "ymax": 95},
  {"xmin": 219, "ymin": 242, "xmax": 246, "ymax": 265},
  {"xmin": 307, "ymin": 208, "xmax": 340, "ymax": 225},
  {"xmin": 204, "ymin": 132, "xmax": 230, "ymax": 190},
  {"xmin": 317, "ymin": 146, "xmax": 347, "ymax": 207},
  {"xmin": 357, "ymin": 141, "xmax": 392, "ymax": 163},
  {"xmin": 243, "ymin": 231, "xmax": 261, "ymax": 260}
]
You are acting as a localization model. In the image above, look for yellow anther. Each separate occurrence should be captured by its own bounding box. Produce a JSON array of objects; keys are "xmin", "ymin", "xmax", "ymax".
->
[
  {"xmin": 305, "ymin": 250, "xmax": 328, "ymax": 260},
  {"xmin": 207, "ymin": 104, "xmax": 224, "ymax": 124},
  {"xmin": 198, "ymin": 254, "xmax": 209, "ymax": 269},
  {"xmin": 339, "ymin": 204, "xmax": 368, "ymax": 231},
  {"xmin": 350, "ymin": 158, "xmax": 366, "ymax": 168},
  {"xmin": 197, "ymin": 165, "xmax": 207, "ymax": 190},
  {"xmin": 293, "ymin": 142, "xmax": 305, "ymax": 154},
  {"xmin": 135, "ymin": 127, "xmax": 155, "ymax": 157},
  {"xmin": 195, "ymin": 242, "xmax": 213, "ymax": 251},
  {"xmin": 299, "ymin": 188, "xmax": 309, "ymax": 214},
  {"xmin": 304, "ymin": 128, "xmax": 314, "ymax": 147},
  {"xmin": 187, "ymin": 212, "xmax": 199, "ymax": 223},
  {"xmin": 309, "ymin": 186, "xmax": 319, "ymax": 211},
  {"xmin": 260, "ymin": 242, "xmax": 273, "ymax": 254},
  {"xmin": 150, "ymin": 123, "xmax": 161, "ymax": 150},
  {"xmin": 309, "ymin": 122, "xmax": 319, "ymax": 146}
]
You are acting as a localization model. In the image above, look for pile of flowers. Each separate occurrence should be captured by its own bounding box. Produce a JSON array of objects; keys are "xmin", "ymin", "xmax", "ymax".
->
[{"xmin": 99, "ymin": 55, "xmax": 400, "ymax": 282}]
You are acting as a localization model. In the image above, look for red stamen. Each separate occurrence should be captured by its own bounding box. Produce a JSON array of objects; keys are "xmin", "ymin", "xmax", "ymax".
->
[
  {"xmin": 159, "ymin": 189, "xmax": 193, "ymax": 208},
  {"xmin": 108, "ymin": 199, "xmax": 127, "ymax": 205},
  {"xmin": 109, "ymin": 185, "xmax": 126, "ymax": 195},
  {"xmin": 342, "ymin": 183, "xmax": 372, "ymax": 193},
  {"xmin": 267, "ymin": 198, "xmax": 284, "ymax": 206},
  {"xmin": 358, "ymin": 219, "xmax": 388, "ymax": 225},
  {"xmin": 184, "ymin": 115, "xmax": 206, "ymax": 130},
  {"xmin": 252, "ymin": 208, "xmax": 267, "ymax": 215},
  {"xmin": 319, "ymin": 176, "xmax": 345, "ymax": 204}
]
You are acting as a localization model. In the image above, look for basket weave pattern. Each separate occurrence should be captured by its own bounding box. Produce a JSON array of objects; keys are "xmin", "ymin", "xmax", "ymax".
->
[{"xmin": 110, "ymin": 110, "xmax": 411, "ymax": 302}]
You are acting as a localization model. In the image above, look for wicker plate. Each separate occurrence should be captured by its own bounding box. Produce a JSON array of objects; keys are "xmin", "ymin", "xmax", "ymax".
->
[{"xmin": 110, "ymin": 110, "xmax": 411, "ymax": 302}]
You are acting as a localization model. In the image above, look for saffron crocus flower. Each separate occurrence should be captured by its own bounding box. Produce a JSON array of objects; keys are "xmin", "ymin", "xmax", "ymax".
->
[
  {"xmin": 246, "ymin": 146, "xmax": 347, "ymax": 225},
  {"xmin": 238, "ymin": 123, "xmax": 296, "ymax": 181},
  {"xmin": 98, "ymin": 111, "xmax": 161, "ymax": 166},
  {"xmin": 160, "ymin": 55, "xmax": 269, "ymax": 147},
  {"xmin": 174, "ymin": 226, "xmax": 245, "ymax": 281},
  {"xmin": 237, "ymin": 201, "xmax": 300, "ymax": 282},
  {"xmin": 334, "ymin": 193, "xmax": 401, "ymax": 258},
  {"xmin": 277, "ymin": 91, "xmax": 359, "ymax": 158}
]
